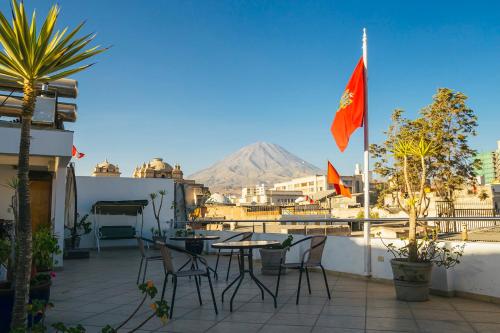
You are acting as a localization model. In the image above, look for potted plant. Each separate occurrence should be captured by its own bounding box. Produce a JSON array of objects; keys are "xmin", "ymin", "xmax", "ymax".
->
[
  {"xmin": 31, "ymin": 227, "xmax": 60, "ymax": 312},
  {"xmin": 64, "ymin": 213, "xmax": 91, "ymax": 251},
  {"xmin": 259, "ymin": 235, "xmax": 293, "ymax": 275}
]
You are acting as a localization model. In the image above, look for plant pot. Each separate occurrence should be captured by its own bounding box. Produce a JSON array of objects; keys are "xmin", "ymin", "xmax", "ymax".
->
[
  {"xmin": 28, "ymin": 280, "xmax": 52, "ymax": 326},
  {"xmin": 260, "ymin": 248, "xmax": 287, "ymax": 275},
  {"xmin": 0, "ymin": 280, "xmax": 51, "ymax": 332},
  {"xmin": 185, "ymin": 239, "xmax": 204, "ymax": 254},
  {"xmin": 0, "ymin": 283, "xmax": 13, "ymax": 333},
  {"xmin": 64, "ymin": 236, "xmax": 80, "ymax": 250},
  {"xmin": 390, "ymin": 258, "xmax": 433, "ymax": 302}
]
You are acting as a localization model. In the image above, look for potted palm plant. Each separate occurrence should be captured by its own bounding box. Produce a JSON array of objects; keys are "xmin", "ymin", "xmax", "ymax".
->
[
  {"xmin": 0, "ymin": 1, "xmax": 106, "ymax": 329},
  {"xmin": 377, "ymin": 138, "xmax": 464, "ymax": 301},
  {"xmin": 259, "ymin": 235, "xmax": 293, "ymax": 275}
]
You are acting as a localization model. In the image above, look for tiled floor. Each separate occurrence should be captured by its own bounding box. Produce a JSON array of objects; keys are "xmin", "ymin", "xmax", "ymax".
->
[{"xmin": 46, "ymin": 249, "xmax": 500, "ymax": 333}]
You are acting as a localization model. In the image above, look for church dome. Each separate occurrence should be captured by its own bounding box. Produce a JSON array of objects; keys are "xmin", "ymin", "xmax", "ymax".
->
[
  {"xmin": 149, "ymin": 158, "xmax": 173, "ymax": 172},
  {"xmin": 92, "ymin": 159, "xmax": 121, "ymax": 177}
]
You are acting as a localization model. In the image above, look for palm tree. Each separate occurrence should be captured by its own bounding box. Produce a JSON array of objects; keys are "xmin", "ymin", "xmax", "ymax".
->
[{"xmin": 0, "ymin": 1, "xmax": 106, "ymax": 328}]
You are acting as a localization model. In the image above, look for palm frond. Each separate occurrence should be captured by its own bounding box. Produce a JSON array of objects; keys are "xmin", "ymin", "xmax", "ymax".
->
[{"xmin": 0, "ymin": 0, "xmax": 105, "ymax": 82}]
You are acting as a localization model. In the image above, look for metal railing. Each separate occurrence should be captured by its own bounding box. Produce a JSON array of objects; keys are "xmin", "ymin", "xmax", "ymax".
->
[{"xmin": 178, "ymin": 216, "xmax": 500, "ymax": 236}]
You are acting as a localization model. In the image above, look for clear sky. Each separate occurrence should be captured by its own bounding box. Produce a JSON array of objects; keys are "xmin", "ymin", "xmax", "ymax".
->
[{"xmin": 4, "ymin": 1, "xmax": 499, "ymax": 177}]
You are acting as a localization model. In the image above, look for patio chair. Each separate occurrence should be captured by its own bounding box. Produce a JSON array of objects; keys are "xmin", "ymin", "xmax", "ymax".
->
[
  {"xmin": 214, "ymin": 232, "xmax": 253, "ymax": 281},
  {"xmin": 158, "ymin": 243, "xmax": 218, "ymax": 318},
  {"xmin": 136, "ymin": 237, "xmax": 162, "ymax": 284},
  {"xmin": 275, "ymin": 235, "xmax": 331, "ymax": 305}
]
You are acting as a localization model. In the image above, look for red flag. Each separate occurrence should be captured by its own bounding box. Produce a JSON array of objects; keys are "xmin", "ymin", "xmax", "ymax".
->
[
  {"xmin": 331, "ymin": 57, "xmax": 366, "ymax": 152},
  {"xmin": 72, "ymin": 145, "xmax": 85, "ymax": 159},
  {"xmin": 327, "ymin": 161, "xmax": 351, "ymax": 198}
]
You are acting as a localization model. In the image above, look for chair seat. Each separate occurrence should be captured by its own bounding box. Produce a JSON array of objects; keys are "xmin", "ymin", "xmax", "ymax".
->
[{"xmin": 175, "ymin": 269, "xmax": 207, "ymax": 277}]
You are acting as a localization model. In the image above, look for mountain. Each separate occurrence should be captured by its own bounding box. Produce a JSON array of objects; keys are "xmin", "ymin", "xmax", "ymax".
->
[{"xmin": 188, "ymin": 142, "xmax": 323, "ymax": 193}]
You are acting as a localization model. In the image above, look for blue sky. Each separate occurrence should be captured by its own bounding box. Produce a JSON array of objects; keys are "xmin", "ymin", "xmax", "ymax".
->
[{"xmin": 4, "ymin": 1, "xmax": 499, "ymax": 177}]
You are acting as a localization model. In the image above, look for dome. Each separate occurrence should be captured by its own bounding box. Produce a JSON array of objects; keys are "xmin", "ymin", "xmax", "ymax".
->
[
  {"xmin": 149, "ymin": 157, "xmax": 173, "ymax": 172},
  {"xmin": 205, "ymin": 193, "xmax": 232, "ymax": 205},
  {"xmin": 92, "ymin": 159, "xmax": 121, "ymax": 177}
]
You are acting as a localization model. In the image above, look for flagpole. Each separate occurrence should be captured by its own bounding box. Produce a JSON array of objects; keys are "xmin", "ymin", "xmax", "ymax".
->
[{"xmin": 362, "ymin": 28, "xmax": 371, "ymax": 277}]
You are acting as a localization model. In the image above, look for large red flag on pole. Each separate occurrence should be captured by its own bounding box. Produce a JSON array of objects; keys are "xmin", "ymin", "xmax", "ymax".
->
[
  {"xmin": 330, "ymin": 57, "xmax": 366, "ymax": 152},
  {"xmin": 327, "ymin": 161, "xmax": 351, "ymax": 198}
]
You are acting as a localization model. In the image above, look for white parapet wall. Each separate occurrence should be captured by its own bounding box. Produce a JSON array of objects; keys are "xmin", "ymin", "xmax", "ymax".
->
[
  {"xmin": 199, "ymin": 229, "xmax": 500, "ymax": 300},
  {"xmin": 76, "ymin": 176, "xmax": 175, "ymax": 249}
]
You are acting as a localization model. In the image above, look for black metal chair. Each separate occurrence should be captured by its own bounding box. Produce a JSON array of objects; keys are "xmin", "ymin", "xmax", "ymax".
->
[
  {"xmin": 275, "ymin": 235, "xmax": 331, "ymax": 304},
  {"xmin": 214, "ymin": 232, "xmax": 253, "ymax": 281},
  {"xmin": 136, "ymin": 237, "xmax": 162, "ymax": 284},
  {"xmin": 158, "ymin": 242, "xmax": 218, "ymax": 318}
]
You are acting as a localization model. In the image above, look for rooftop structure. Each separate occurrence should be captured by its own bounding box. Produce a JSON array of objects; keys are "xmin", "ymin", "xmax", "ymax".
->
[
  {"xmin": 92, "ymin": 159, "xmax": 121, "ymax": 177},
  {"xmin": 475, "ymin": 141, "xmax": 500, "ymax": 185},
  {"xmin": 240, "ymin": 184, "xmax": 303, "ymax": 205},
  {"xmin": 132, "ymin": 158, "xmax": 184, "ymax": 181}
]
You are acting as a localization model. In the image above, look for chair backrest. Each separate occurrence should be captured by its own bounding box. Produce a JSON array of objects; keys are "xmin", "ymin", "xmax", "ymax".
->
[
  {"xmin": 306, "ymin": 236, "xmax": 327, "ymax": 266},
  {"xmin": 159, "ymin": 244, "xmax": 175, "ymax": 273},
  {"xmin": 137, "ymin": 237, "xmax": 146, "ymax": 258}
]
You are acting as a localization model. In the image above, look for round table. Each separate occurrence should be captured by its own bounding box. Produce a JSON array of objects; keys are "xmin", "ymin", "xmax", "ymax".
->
[{"xmin": 212, "ymin": 240, "xmax": 280, "ymax": 312}]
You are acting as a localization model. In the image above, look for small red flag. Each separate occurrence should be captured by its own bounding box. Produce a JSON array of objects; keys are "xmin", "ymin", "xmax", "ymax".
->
[
  {"xmin": 327, "ymin": 161, "xmax": 351, "ymax": 198},
  {"xmin": 331, "ymin": 57, "xmax": 366, "ymax": 152},
  {"xmin": 72, "ymin": 145, "xmax": 85, "ymax": 159}
]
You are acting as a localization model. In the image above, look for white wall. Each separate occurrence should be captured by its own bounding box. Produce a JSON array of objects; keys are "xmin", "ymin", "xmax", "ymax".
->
[
  {"xmin": 76, "ymin": 176, "xmax": 175, "ymax": 249},
  {"xmin": 0, "ymin": 125, "xmax": 73, "ymax": 157},
  {"xmin": 199, "ymin": 229, "xmax": 500, "ymax": 300}
]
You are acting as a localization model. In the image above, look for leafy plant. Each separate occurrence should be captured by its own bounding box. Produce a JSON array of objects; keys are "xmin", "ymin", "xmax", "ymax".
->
[
  {"xmin": 33, "ymin": 227, "xmax": 61, "ymax": 271},
  {"xmin": 65, "ymin": 214, "xmax": 92, "ymax": 249},
  {"xmin": 380, "ymin": 229, "xmax": 465, "ymax": 268},
  {"xmin": 270, "ymin": 235, "xmax": 293, "ymax": 249}
]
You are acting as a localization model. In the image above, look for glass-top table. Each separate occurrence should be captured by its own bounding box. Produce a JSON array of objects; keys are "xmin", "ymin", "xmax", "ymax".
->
[{"xmin": 212, "ymin": 240, "xmax": 280, "ymax": 312}]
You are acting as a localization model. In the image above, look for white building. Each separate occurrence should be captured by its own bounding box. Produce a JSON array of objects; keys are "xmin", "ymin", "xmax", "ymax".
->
[
  {"xmin": 240, "ymin": 184, "xmax": 302, "ymax": 206},
  {"xmin": 0, "ymin": 77, "xmax": 78, "ymax": 267}
]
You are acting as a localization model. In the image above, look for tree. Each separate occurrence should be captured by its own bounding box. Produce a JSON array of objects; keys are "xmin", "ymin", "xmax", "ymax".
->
[
  {"xmin": 150, "ymin": 190, "xmax": 167, "ymax": 238},
  {"xmin": 371, "ymin": 88, "xmax": 479, "ymax": 208},
  {"xmin": 0, "ymin": 1, "xmax": 106, "ymax": 328},
  {"xmin": 371, "ymin": 88, "xmax": 479, "ymax": 262}
]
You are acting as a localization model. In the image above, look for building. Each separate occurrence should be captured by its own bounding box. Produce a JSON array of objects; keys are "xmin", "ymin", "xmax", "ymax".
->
[
  {"xmin": 273, "ymin": 165, "xmax": 370, "ymax": 196},
  {"xmin": 240, "ymin": 184, "xmax": 303, "ymax": 205},
  {"xmin": 0, "ymin": 76, "xmax": 79, "ymax": 267},
  {"xmin": 92, "ymin": 159, "xmax": 121, "ymax": 177},
  {"xmin": 132, "ymin": 158, "xmax": 184, "ymax": 181},
  {"xmin": 475, "ymin": 141, "xmax": 500, "ymax": 185}
]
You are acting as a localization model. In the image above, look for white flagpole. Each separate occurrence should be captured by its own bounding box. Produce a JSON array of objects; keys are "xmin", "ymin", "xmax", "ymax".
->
[{"xmin": 362, "ymin": 28, "xmax": 371, "ymax": 277}]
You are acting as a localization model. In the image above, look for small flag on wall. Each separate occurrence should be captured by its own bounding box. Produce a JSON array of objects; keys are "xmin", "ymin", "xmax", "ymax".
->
[
  {"xmin": 327, "ymin": 161, "xmax": 351, "ymax": 198},
  {"xmin": 330, "ymin": 57, "xmax": 366, "ymax": 152},
  {"xmin": 72, "ymin": 145, "xmax": 85, "ymax": 159}
]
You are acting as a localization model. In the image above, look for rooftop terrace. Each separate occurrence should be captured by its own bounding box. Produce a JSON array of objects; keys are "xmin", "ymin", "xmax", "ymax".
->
[{"xmin": 46, "ymin": 248, "xmax": 500, "ymax": 333}]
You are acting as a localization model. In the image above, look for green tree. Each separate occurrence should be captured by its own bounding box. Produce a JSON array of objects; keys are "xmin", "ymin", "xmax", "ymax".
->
[
  {"xmin": 0, "ymin": 1, "xmax": 106, "ymax": 328},
  {"xmin": 371, "ymin": 88, "xmax": 479, "ymax": 262},
  {"xmin": 371, "ymin": 88, "xmax": 479, "ymax": 208}
]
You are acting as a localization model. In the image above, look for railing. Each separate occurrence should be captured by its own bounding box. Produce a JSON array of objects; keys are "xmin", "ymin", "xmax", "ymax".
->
[
  {"xmin": 183, "ymin": 216, "xmax": 500, "ymax": 237},
  {"xmin": 244, "ymin": 204, "xmax": 331, "ymax": 216}
]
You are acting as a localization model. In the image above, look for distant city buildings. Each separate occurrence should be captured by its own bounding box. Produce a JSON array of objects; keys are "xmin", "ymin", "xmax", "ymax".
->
[
  {"xmin": 239, "ymin": 184, "xmax": 303, "ymax": 205},
  {"xmin": 475, "ymin": 141, "xmax": 500, "ymax": 185}
]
